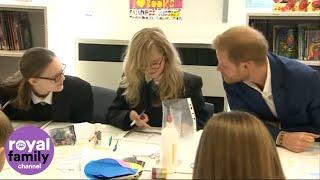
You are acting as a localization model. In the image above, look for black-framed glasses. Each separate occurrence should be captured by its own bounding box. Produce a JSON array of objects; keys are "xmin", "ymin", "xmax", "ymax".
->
[{"xmin": 33, "ymin": 63, "xmax": 66, "ymax": 83}]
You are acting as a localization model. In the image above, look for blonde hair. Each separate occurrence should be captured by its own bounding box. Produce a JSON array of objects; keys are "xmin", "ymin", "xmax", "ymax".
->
[
  {"xmin": 193, "ymin": 111, "xmax": 285, "ymax": 179},
  {"xmin": 121, "ymin": 27, "xmax": 184, "ymax": 107},
  {"xmin": 0, "ymin": 111, "xmax": 13, "ymax": 146},
  {"xmin": 213, "ymin": 26, "xmax": 268, "ymax": 65}
]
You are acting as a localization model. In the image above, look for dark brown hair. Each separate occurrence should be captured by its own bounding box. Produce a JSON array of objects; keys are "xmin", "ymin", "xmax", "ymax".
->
[
  {"xmin": 213, "ymin": 26, "xmax": 269, "ymax": 65},
  {"xmin": 0, "ymin": 47, "xmax": 56, "ymax": 110},
  {"xmin": 0, "ymin": 111, "xmax": 13, "ymax": 146},
  {"xmin": 193, "ymin": 111, "xmax": 285, "ymax": 179}
]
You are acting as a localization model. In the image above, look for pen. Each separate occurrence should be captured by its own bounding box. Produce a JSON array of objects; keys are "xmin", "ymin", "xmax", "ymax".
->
[
  {"xmin": 130, "ymin": 110, "xmax": 145, "ymax": 127},
  {"xmin": 113, "ymin": 139, "xmax": 119, "ymax": 152},
  {"xmin": 130, "ymin": 120, "xmax": 136, "ymax": 127},
  {"xmin": 108, "ymin": 136, "xmax": 112, "ymax": 146},
  {"xmin": 0, "ymin": 100, "xmax": 11, "ymax": 110}
]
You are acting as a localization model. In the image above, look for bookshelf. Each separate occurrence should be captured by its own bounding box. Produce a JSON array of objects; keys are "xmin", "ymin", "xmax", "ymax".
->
[
  {"xmin": 247, "ymin": 12, "xmax": 320, "ymax": 69},
  {"xmin": 0, "ymin": 4, "xmax": 47, "ymax": 81}
]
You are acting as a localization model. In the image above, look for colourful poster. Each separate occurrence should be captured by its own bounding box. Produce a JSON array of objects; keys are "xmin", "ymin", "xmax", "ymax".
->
[{"xmin": 129, "ymin": 0, "xmax": 183, "ymax": 20}]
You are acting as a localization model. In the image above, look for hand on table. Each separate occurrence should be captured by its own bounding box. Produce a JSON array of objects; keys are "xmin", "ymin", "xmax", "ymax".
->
[{"xmin": 282, "ymin": 132, "xmax": 320, "ymax": 153}]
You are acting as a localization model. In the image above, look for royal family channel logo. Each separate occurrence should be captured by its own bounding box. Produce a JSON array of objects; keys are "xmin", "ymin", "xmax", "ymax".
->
[{"xmin": 5, "ymin": 126, "xmax": 54, "ymax": 175}]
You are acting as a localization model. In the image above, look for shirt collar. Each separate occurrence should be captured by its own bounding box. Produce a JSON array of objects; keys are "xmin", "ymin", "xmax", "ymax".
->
[
  {"xmin": 145, "ymin": 74, "xmax": 161, "ymax": 85},
  {"xmin": 145, "ymin": 74, "xmax": 152, "ymax": 83},
  {"xmin": 244, "ymin": 57, "xmax": 272, "ymax": 95},
  {"xmin": 263, "ymin": 57, "xmax": 272, "ymax": 95},
  {"xmin": 31, "ymin": 91, "xmax": 53, "ymax": 105}
]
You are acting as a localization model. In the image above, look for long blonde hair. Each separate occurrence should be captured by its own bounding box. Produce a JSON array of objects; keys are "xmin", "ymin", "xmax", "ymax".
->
[
  {"xmin": 0, "ymin": 111, "xmax": 13, "ymax": 146},
  {"xmin": 193, "ymin": 111, "xmax": 285, "ymax": 179},
  {"xmin": 121, "ymin": 27, "xmax": 184, "ymax": 107}
]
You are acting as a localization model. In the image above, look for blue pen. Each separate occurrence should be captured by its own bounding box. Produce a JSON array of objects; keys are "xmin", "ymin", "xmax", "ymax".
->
[
  {"xmin": 113, "ymin": 140, "xmax": 119, "ymax": 152},
  {"xmin": 108, "ymin": 136, "xmax": 112, "ymax": 146}
]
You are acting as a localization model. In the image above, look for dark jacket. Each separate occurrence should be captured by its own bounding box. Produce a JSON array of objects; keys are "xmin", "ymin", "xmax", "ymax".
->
[
  {"xmin": 0, "ymin": 75, "xmax": 93, "ymax": 123},
  {"xmin": 106, "ymin": 72, "xmax": 210, "ymax": 130},
  {"xmin": 224, "ymin": 52, "xmax": 320, "ymax": 140}
]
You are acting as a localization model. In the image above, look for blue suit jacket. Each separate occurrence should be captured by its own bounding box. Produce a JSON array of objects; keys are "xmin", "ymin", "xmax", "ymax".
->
[{"xmin": 224, "ymin": 52, "xmax": 320, "ymax": 140}]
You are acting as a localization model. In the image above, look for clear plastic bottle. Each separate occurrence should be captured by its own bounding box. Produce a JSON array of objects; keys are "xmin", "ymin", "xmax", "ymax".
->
[{"xmin": 160, "ymin": 114, "xmax": 179, "ymax": 173}]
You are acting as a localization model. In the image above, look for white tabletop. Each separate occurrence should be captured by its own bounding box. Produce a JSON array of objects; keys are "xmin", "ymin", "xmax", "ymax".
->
[{"xmin": 1, "ymin": 122, "xmax": 319, "ymax": 179}]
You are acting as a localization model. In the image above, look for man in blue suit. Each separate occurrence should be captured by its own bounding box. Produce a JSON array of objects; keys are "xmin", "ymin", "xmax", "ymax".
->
[{"xmin": 213, "ymin": 26, "xmax": 320, "ymax": 153}]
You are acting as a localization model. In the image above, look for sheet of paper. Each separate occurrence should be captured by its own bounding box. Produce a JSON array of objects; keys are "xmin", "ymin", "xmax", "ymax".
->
[{"xmin": 12, "ymin": 120, "xmax": 52, "ymax": 130}]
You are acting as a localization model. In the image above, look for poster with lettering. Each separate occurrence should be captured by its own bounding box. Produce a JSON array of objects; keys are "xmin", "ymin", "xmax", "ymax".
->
[{"xmin": 129, "ymin": 0, "xmax": 183, "ymax": 20}]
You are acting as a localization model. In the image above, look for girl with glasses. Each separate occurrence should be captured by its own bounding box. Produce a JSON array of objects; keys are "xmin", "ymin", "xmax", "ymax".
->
[
  {"xmin": 0, "ymin": 47, "xmax": 93, "ymax": 123},
  {"xmin": 106, "ymin": 27, "xmax": 210, "ymax": 130}
]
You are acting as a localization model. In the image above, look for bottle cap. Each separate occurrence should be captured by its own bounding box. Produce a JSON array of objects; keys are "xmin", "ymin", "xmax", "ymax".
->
[
  {"xmin": 167, "ymin": 115, "xmax": 173, "ymax": 123},
  {"xmin": 152, "ymin": 168, "xmax": 167, "ymax": 179}
]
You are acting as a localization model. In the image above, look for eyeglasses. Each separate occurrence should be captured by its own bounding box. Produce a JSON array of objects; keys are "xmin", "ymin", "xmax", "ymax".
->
[
  {"xmin": 33, "ymin": 63, "xmax": 66, "ymax": 83},
  {"xmin": 150, "ymin": 56, "xmax": 164, "ymax": 68},
  {"xmin": 140, "ymin": 56, "xmax": 165, "ymax": 72}
]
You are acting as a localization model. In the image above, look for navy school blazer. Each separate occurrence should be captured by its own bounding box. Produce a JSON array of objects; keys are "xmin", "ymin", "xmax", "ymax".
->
[
  {"xmin": 0, "ymin": 75, "xmax": 93, "ymax": 123},
  {"xmin": 106, "ymin": 72, "xmax": 210, "ymax": 131},
  {"xmin": 224, "ymin": 52, "xmax": 320, "ymax": 140}
]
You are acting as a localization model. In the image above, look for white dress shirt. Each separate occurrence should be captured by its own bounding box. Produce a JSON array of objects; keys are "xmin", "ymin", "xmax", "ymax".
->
[
  {"xmin": 31, "ymin": 91, "xmax": 53, "ymax": 105},
  {"xmin": 244, "ymin": 58, "xmax": 278, "ymax": 118}
]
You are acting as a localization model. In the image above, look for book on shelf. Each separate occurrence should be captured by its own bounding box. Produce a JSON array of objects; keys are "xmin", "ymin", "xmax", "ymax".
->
[
  {"xmin": 19, "ymin": 12, "xmax": 33, "ymax": 50},
  {"xmin": 0, "ymin": 15, "xmax": 4, "ymax": 50},
  {"xmin": 298, "ymin": 24, "xmax": 320, "ymax": 61},
  {"xmin": 272, "ymin": 24, "xmax": 320, "ymax": 62},
  {"xmin": 0, "ymin": 12, "xmax": 8, "ymax": 50},
  {"xmin": 0, "ymin": 11, "xmax": 32, "ymax": 51},
  {"xmin": 305, "ymin": 30, "xmax": 320, "ymax": 61},
  {"xmin": 273, "ymin": 25, "xmax": 299, "ymax": 59}
]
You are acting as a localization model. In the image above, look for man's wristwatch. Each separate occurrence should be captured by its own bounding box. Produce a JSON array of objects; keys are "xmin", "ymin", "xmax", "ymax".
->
[{"xmin": 277, "ymin": 131, "xmax": 287, "ymax": 146}]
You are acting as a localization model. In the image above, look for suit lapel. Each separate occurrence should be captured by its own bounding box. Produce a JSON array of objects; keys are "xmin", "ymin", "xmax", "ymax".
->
[
  {"xmin": 268, "ymin": 53, "xmax": 286, "ymax": 122},
  {"xmin": 239, "ymin": 82, "xmax": 275, "ymax": 119}
]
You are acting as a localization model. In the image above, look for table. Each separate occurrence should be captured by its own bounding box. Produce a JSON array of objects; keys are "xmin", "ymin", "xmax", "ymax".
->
[{"xmin": 1, "ymin": 122, "xmax": 319, "ymax": 179}]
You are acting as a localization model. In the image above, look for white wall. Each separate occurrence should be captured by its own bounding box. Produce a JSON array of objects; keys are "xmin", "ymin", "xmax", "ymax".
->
[
  {"xmin": 73, "ymin": 0, "xmax": 247, "ymax": 111},
  {"xmin": 45, "ymin": 0, "xmax": 246, "ymax": 72},
  {"xmin": 2, "ymin": 0, "xmax": 248, "ymax": 110}
]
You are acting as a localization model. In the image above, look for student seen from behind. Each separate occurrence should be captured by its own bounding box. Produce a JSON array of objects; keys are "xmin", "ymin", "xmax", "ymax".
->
[
  {"xmin": 193, "ymin": 111, "xmax": 285, "ymax": 179},
  {"xmin": 0, "ymin": 111, "xmax": 13, "ymax": 172}
]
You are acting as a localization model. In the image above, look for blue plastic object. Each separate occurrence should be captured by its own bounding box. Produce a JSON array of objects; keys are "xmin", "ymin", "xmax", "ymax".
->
[{"xmin": 84, "ymin": 158, "xmax": 137, "ymax": 179}]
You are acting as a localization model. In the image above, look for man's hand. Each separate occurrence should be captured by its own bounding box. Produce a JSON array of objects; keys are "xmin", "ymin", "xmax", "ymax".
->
[
  {"xmin": 129, "ymin": 110, "xmax": 151, "ymax": 128},
  {"xmin": 282, "ymin": 132, "xmax": 320, "ymax": 153}
]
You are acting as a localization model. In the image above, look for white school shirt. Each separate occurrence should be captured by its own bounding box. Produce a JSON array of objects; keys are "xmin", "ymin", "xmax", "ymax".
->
[{"xmin": 31, "ymin": 91, "xmax": 53, "ymax": 105}]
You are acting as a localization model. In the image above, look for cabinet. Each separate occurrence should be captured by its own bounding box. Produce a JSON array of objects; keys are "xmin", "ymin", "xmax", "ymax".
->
[
  {"xmin": 0, "ymin": 4, "xmax": 47, "ymax": 81},
  {"xmin": 247, "ymin": 12, "xmax": 320, "ymax": 70}
]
